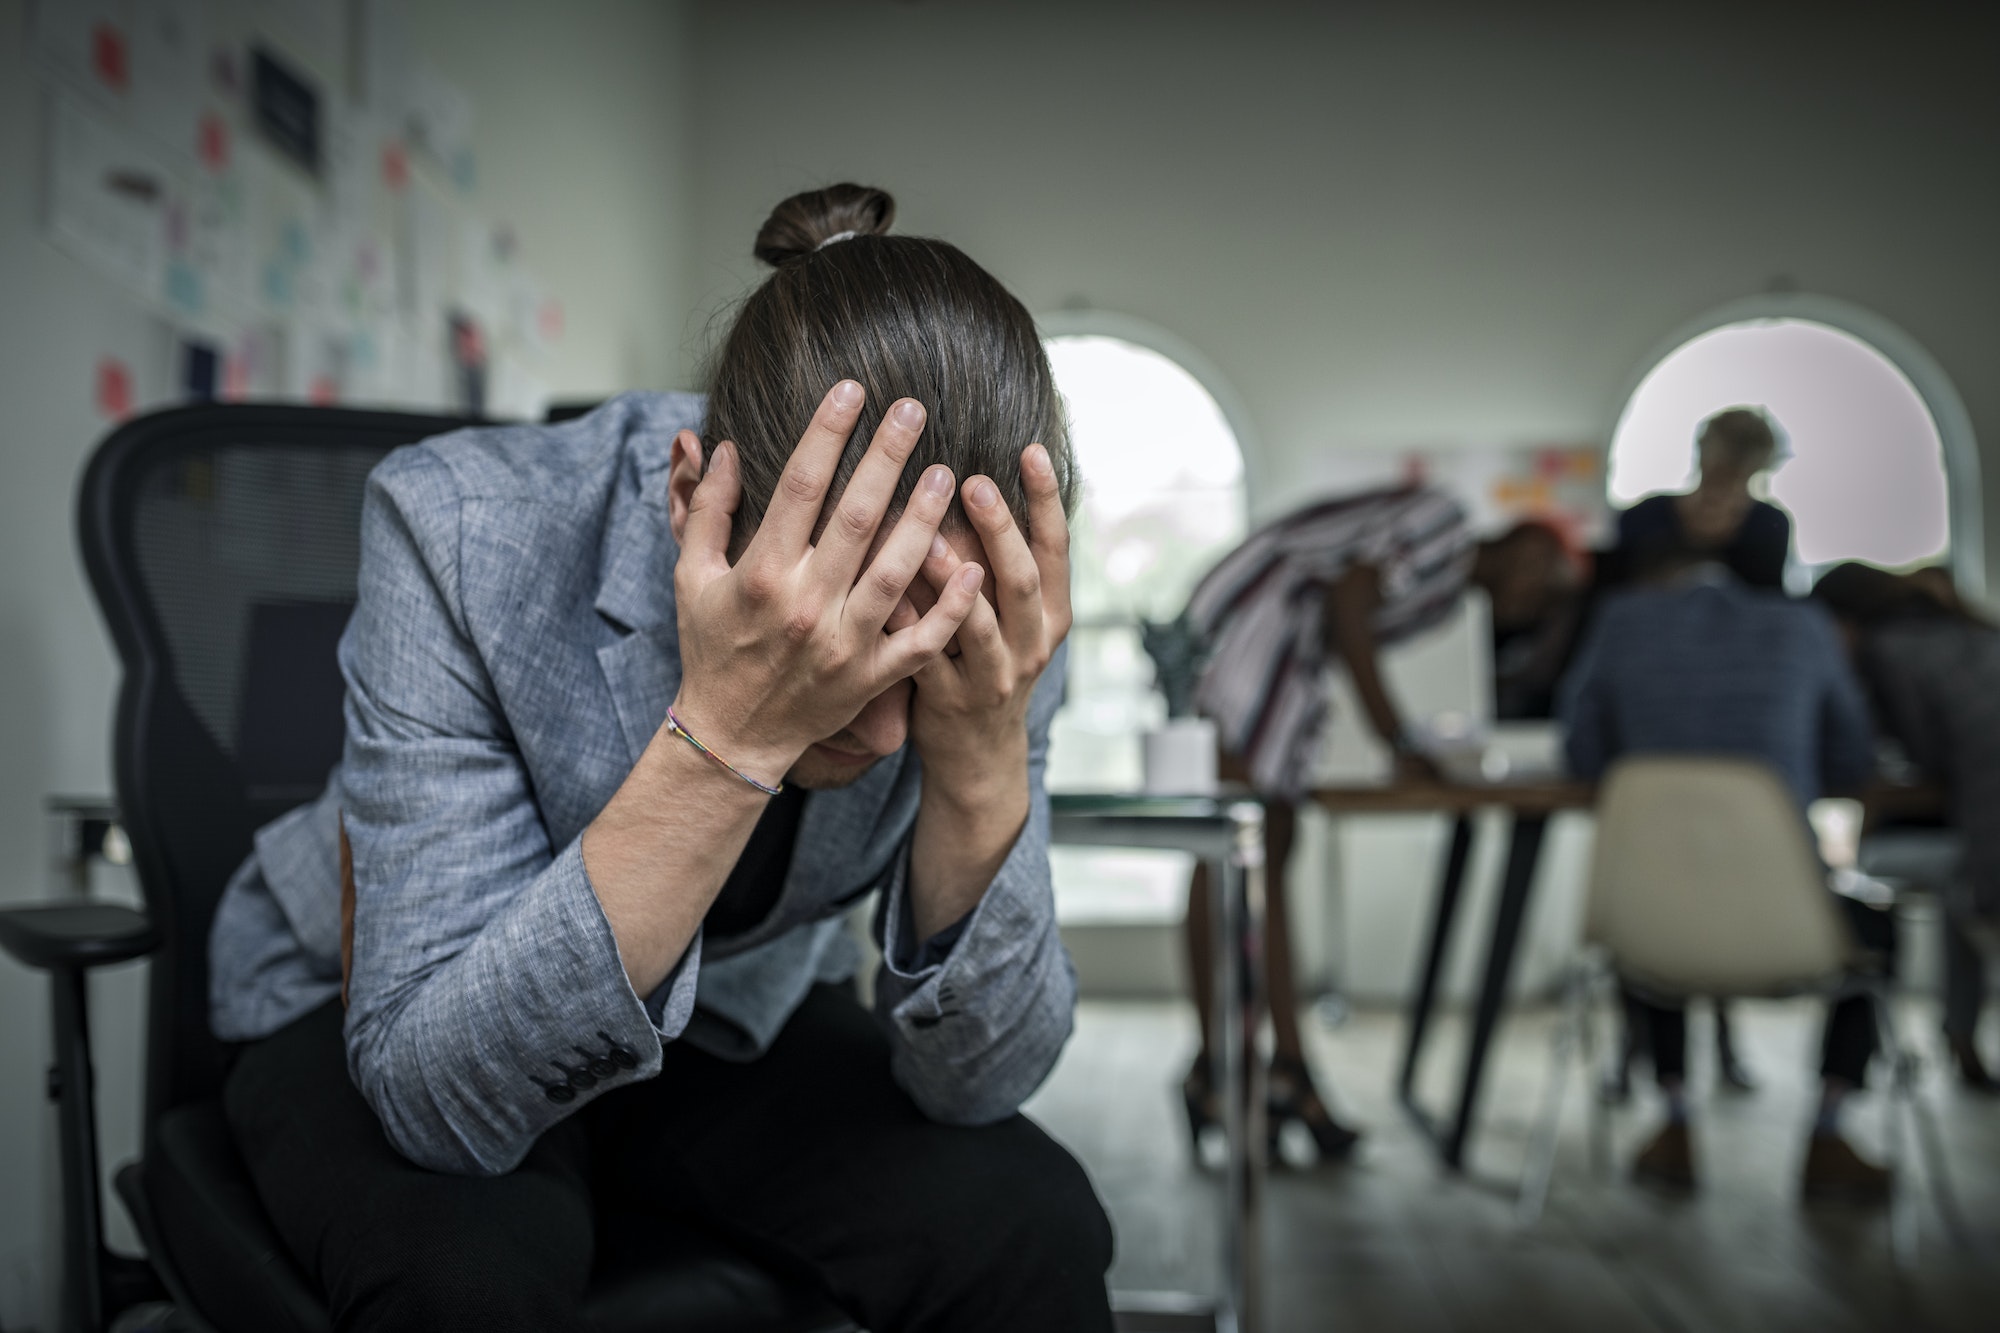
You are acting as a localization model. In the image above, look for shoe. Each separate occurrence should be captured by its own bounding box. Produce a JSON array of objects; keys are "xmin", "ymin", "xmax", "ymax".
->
[
  {"xmin": 1631, "ymin": 1121, "xmax": 1697, "ymax": 1192},
  {"xmin": 1947, "ymin": 1034, "xmax": 1999, "ymax": 1094},
  {"xmin": 1181, "ymin": 1058, "xmax": 1220, "ymax": 1158},
  {"xmin": 1801, "ymin": 1132, "xmax": 1893, "ymax": 1205},
  {"xmin": 1717, "ymin": 1053, "xmax": 1759, "ymax": 1094},
  {"xmin": 1266, "ymin": 1053, "xmax": 1361, "ymax": 1163}
]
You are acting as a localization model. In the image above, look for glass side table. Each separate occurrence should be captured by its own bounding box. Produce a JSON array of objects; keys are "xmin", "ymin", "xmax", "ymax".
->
[{"xmin": 1049, "ymin": 793, "xmax": 1267, "ymax": 1333}]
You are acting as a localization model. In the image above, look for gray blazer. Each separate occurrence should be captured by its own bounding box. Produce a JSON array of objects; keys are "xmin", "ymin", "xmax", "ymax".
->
[{"xmin": 208, "ymin": 392, "xmax": 1077, "ymax": 1175}]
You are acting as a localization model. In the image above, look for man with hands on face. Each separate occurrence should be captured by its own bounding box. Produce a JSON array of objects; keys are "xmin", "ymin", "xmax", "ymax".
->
[{"xmin": 206, "ymin": 185, "xmax": 1115, "ymax": 1333}]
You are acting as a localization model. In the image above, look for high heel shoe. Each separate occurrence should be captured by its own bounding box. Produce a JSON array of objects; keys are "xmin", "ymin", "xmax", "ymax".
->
[{"xmin": 1266, "ymin": 1053, "xmax": 1361, "ymax": 1163}]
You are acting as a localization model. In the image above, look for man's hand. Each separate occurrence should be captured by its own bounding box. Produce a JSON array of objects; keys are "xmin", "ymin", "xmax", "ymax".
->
[
  {"xmin": 891, "ymin": 443, "xmax": 1072, "ymax": 939},
  {"xmin": 582, "ymin": 382, "xmax": 982, "ymax": 997},
  {"xmin": 671, "ymin": 381, "xmax": 985, "ymax": 785}
]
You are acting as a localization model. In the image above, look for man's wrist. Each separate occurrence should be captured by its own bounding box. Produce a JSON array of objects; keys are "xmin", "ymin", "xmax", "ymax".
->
[
  {"xmin": 662, "ymin": 691, "xmax": 800, "ymax": 792},
  {"xmin": 918, "ymin": 732, "xmax": 1029, "ymax": 810}
]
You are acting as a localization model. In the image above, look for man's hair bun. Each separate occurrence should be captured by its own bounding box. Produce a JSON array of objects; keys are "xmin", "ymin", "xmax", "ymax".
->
[{"xmin": 753, "ymin": 184, "xmax": 897, "ymax": 268}]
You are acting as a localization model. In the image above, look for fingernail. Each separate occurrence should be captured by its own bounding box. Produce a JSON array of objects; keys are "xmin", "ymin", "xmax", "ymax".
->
[
  {"xmin": 930, "ymin": 532, "xmax": 949, "ymax": 559},
  {"xmin": 924, "ymin": 464, "xmax": 952, "ymax": 496},
  {"xmin": 959, "ymin": 565, "xmax": 984, "ymax": 592},
  {"xmin": 893, "ymin": 398, "xmax": 926, "ymax": 428},
  {"xmin": 1025, "ymin": 444, "xmax": 1051, "ymax": 475},
  {"xmin": 967, "ymin": 478, "xmax": 1000, "ymax": 509},
  {"xmin": 831, "ymin": 380, "xmax": 863, "ymax": 408}
]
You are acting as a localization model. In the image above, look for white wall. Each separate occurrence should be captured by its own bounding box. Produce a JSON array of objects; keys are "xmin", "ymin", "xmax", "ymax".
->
[{"xmin": 0, "ymin": 2, "xmax": 695, "ymax": 1326}]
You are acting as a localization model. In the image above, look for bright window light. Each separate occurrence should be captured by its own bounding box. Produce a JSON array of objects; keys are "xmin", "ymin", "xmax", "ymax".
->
[
  {"xmin": 1607, "ymin": 319, "xmax": 1949, "ymax": 570},
  {"xmin": 1046, "ymin": 334, "xmax": 1246, "ymax": 623}
]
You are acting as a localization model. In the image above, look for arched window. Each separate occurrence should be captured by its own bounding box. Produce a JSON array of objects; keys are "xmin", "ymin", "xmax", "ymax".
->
[
  {"xmin": 1607, "ymin": 302, "xmax": 1979, "ymax": 584},
  {"xmin": 1040, "ymin": 319, "xmax": 1250, "ymax": 921}
]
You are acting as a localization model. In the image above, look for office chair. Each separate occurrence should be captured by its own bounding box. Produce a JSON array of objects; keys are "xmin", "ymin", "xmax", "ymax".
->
[
  {"xmin": 0, "ymin": 403, "xmax": 854, "ymax": 1333},
  {"xmin": 1514, "ymin": 756, "xmax": 1967, "ymax": 1264}
]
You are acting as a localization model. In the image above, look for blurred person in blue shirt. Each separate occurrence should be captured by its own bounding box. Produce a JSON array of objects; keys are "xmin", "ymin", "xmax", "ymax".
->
[{"xmin": 1560, "ymin": 553, "xmax": 1894, "ymax": 1203}]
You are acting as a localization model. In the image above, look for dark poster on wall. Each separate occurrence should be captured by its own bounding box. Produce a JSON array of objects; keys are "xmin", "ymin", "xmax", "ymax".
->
[{"xmin": 250, "ymin": 44, "xmax": 321, "ymax": 177}]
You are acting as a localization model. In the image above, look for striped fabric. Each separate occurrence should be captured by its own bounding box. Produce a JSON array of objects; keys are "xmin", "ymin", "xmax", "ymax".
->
[{"xmin": 1188, "ymin": 485, "xmax": 1474, "ymax": 796}]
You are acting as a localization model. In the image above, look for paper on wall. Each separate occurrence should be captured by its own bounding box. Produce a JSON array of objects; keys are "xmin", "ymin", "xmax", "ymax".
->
[
  {"xmin": 399, "ymin": 178, "xmax": 456, "ymax": 324},
  {"xmin": 129, "ymin": 0, "xmax": 208, "ymax": 160},
  {"xmin": 47, "ymin": 91, "xmax": 172, "ymax": 300},
  {"xmin": 403, "ymin": 61, "xmax": 477, "ymax": 191},
  {"xmin": 33, "ymin": 0, "xmax": 138, "ymax": 112}
]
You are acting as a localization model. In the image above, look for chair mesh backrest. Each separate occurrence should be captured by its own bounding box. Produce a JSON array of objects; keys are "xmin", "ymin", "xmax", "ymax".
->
[
  {"xmin": 1585, "ymin": 756, "xmax": 1852, "ymax": 997},
  {"xmin": 78, "ymin": 405, "xmax": 476, "ymax": 1144}
]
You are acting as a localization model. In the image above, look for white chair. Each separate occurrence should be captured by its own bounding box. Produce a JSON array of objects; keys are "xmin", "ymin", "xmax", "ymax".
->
[{"xmin": 1516, "ymin": 756, "xmax": 1957, "ymax": 1263}]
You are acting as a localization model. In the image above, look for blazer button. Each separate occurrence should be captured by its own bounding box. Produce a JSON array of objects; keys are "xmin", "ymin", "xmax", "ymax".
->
[
  {"xmin": 551, "ymin": 1059, "xmax": 597, "ymax": 1091},
  {"xmin": 533, "ymin": 1076, "xmax": 576, "ymax": 1104},
  {"xmin": 596, "ymin": 1031, "xmax": 639, "ymax": 1069},
  {"xmin": 574, "ymin": 1045, "xmax": 618, "ymax": 1080}
]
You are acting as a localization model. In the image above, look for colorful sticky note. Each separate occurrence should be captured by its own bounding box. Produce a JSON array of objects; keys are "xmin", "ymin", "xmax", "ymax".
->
[{"xmin": 96, "ymin": 357, "xmax": 134, "ymax": 420}]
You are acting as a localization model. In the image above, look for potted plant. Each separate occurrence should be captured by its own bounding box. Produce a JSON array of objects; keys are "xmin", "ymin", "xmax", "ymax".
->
[{"xmin": 1138, "ymin": 612, "xmax": 1218, "ymax": 795}]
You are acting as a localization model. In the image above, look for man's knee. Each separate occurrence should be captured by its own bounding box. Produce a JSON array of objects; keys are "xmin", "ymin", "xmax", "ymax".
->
[{"xmin": 948, "ymin": 1119, "xmax": 1114, "ymax": 1283}]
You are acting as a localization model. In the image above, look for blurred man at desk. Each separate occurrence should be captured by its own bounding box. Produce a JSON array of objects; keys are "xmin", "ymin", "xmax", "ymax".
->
[{"xmin": 1559, "ymin": 554, "xmax": 1893, "ymax": 1203}]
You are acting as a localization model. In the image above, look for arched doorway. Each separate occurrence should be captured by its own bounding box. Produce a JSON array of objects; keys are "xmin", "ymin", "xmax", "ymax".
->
[{"xmin": 1606, "ymin": 295, "xmax": 1981, "ymax": 590}]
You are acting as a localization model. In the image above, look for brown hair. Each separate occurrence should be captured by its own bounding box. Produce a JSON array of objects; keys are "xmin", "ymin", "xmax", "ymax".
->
[
  {"xmin": 703, "ymin": 184, "xmax": 1075, "ymax": 555},
  {"xmin": 1696, "ymin": 407, "xmax": 1778, "ymax": 474}
]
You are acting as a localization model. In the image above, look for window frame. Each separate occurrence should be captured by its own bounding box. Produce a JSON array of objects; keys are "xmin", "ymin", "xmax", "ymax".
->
[{"xmin": 1605, "ymin": 293, "xmax": 1983, "ymax": 593}]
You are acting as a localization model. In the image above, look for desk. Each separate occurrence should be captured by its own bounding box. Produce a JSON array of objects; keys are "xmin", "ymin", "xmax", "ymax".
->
[
  {"xmin": 1311, "ymin": 781, "xmax": 1593, "ymax": 1172},
  {"xmin": 1049, "ymin": 794, "xmax": 1267, "ymax": 1333}
]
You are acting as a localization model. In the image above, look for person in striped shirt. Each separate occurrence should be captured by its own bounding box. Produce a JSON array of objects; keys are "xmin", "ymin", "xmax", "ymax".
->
[{"xmin": 1180, "ymin": 484, "xmax": 1577, "ymax": 1162}]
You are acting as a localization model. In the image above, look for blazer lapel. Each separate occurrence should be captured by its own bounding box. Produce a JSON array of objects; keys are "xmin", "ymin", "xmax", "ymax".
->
[{"xmin": 595, "ymin": 458, "xmax": 683, "ymax": 766}]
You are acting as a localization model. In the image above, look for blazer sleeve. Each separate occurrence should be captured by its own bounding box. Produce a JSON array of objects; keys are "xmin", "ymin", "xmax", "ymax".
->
[
  {"xmin": 870, "ymin": 641, "xmax": 1078, "ymax": 1125},
  {"xmin": 338, "ymin": 448, "xmax": 699, "ymax": 1176}
]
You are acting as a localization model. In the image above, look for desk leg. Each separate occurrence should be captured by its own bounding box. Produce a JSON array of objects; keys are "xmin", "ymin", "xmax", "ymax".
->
[
  {"xmin": 1212, "ymin": 803, "xmax": 1266, "ymax": 1333},
  {"xmin": 1400, "ymin": 814, "xmax": 1476, "ymax": 1109},
  {"xmin": 1443, "ymin": 814, "xmax": 1549, "ymax": 1171}
]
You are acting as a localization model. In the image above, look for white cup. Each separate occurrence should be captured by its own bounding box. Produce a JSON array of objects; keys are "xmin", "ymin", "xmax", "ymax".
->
[{"xmin": 1141, "ymin": 718, "xmax": 1220, "ymax": 796}]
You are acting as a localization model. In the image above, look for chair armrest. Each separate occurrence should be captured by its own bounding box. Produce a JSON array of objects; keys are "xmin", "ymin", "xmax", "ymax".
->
[{"xmin": 0, "ymin": 903, "xmax": 157, "ymax": 971}]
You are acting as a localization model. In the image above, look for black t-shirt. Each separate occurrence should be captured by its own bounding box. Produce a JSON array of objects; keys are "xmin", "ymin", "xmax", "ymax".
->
[
  {"xmin": 705, "ymin": 786, "xmax": 809, "ymax": 939},
  {"xmin": 1614, "ymin": 494, "xmax": 1791, "ymax": 590}
]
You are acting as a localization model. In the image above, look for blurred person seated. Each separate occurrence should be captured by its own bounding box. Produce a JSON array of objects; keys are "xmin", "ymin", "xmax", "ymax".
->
[
  {"xmin": 1615, "ymin": 406, "xmax": 1791, "ymax": 591},
  {"xmin": 1559, "ymin": 553, "xmax": 1896, "ymax": 1202},
  {"xmin": 1179, "ymin": 488, "xmax": 1576, "ymax": 1163},
  {"xmin": 1814, "ymin": 561, "xmax": 2000, "ymax": 1093}
]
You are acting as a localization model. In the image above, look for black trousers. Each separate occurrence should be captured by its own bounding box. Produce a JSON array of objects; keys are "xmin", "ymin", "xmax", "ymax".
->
[
  {"xmin": 224, "ymin": 985, "xmax": 1115, "ymax": 1333},
  {"xmin": 1625, "ymin": 894, "xmax": 1897, "ymax": 1089}
]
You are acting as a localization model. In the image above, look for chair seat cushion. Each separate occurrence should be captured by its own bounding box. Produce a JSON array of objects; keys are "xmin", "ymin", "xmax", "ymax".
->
[{"xmin": 139, "ymin": 1100, "xmax": 852, "ymax": 1333}]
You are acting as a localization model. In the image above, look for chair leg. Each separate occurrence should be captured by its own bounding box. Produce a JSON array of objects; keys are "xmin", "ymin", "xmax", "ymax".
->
[
  {"xmin": 1581, "ymin": 970, "xmax": 1611, "ymax": 1179},
  {"xmin": 1869, "ymin": 981, "xmax": 1977, "ymax": 1257},
  {"xmin": 50, "ymin": 965, "xmax": 107, "ymax": 1333},
  {"xmin": 1518, "ymin": 966, "xmax": 1586, "ymax": 1226}
]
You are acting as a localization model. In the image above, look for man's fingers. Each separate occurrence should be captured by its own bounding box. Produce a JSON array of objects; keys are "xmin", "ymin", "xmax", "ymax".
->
[
  {"xmin": 886, "ymin": 563, "xmax": 984, "ymax": 671},
  {"xmin": 844, "ymin": 461, "xmax": 955, "ymax": 633},
  {"xmin": 1021, "ymin": 444, "xmax": 1074, "ymax": 629},
  {"xmin": 884, "ymin": 595, "xmax": 920, "ymax": 635},
  {"xmin": 811, "ymin": 397, "xmax": 930, "ymax": 591},
  {"xmin": 678, "ymin": 437, "xmax": 739, "ymax": 586},
  {"xmin": 746, "ymin": 380, "xmax": 866, "ymax": 562},
  {"xmin": 960, "ymin": 474, "xmax": 1044, "ymax": 654}
]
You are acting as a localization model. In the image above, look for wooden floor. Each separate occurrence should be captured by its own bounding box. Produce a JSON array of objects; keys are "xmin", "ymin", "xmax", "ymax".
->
[{"xmin": 1024, "ymin": 997, "xmax": 2000, "ymax": 1333}]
